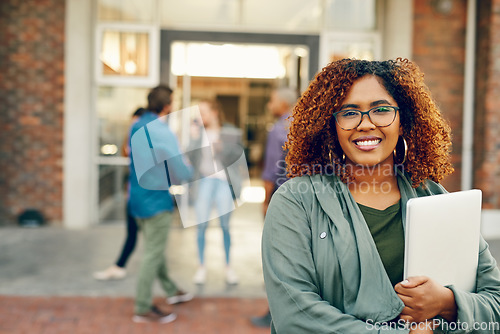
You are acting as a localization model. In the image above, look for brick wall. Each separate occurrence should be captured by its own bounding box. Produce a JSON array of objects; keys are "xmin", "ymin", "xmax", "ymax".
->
[
  {"xmin": 412, "ymin": 0, "xmax": 467, "ymax": 192},
  {"xmin": 474, "ymin": 0, "xmax": 500, "ymax": 209},
  {"xmin": 0, "ymin": 0, "xmax": 65, "ymax": 225}
]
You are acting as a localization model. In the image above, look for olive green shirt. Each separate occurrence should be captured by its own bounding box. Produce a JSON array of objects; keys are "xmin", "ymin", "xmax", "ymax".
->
[{"xmin": 358, "ymin": 201, "xmax": 404, "ymax": 287}]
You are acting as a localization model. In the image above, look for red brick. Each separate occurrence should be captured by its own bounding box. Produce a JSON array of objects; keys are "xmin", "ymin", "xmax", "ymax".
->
[
  {"xmin": 0, "ymin": 0, "xmax": 65, "ymax": 224},
  {"xmin": 412, "ymin": 0, "xmax": 467, "ymax": 192}
]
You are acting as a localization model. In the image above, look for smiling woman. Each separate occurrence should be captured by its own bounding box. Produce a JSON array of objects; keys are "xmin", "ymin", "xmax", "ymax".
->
[
  {"xmin": 262, "ymin": 58, "xmax": 500, "ymax": 334},
  {"xmin": 286, "ymin": 58, "xmax": 454, "ymax": 187}
]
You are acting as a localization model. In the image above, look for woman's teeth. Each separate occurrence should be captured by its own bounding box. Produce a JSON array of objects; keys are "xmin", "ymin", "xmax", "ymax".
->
[{"xmin": 356, "ymin": 140, "xmax": 380, "ymax": 146}]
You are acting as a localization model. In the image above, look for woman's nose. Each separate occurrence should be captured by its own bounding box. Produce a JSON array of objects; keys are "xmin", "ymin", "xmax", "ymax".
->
[{"xmin": 356, "ymin": 114, "xmax": 376, "ymax": 130}]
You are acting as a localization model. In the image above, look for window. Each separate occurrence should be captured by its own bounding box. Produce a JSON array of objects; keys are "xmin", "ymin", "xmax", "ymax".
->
[
  {"xmin": 160, "ymin": 0, "xmax": 239, "ymax": 29},
  {"xmin": 98, "ymin": 0, "xmax": 156, "ymax": 23},
  {"xmin": 241, "ymin": 0, "xmax": 322, "ymax": 32},
  {"xmin": 320, "ymin": 32, "xmax": 381, "ymax": 66},
  {"xmin": 95, "ymin": 24, "xmax": 159, "ymax": 86},
  {"xmin": 324, "ymin": 0, "xmax": 377, "ymax": 31},
  {"xmin": 171, "ymin": 42, "xmax": 290, "ymax": 79}
]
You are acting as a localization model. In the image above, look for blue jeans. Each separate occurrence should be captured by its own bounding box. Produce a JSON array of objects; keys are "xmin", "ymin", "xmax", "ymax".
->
[
  {"xmin": 195, "ymin": 177, "xmax": 234, "ymax": 265},
  {"xmin": 115, "ymin": 204, "xmax": 138, "ymax": 268}
]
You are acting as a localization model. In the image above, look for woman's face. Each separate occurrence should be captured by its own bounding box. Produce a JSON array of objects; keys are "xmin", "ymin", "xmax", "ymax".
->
[
  {"xmin": 335, "ymin": 75, "xmax": 402, "ymax": 168},
  {"xmin": 199, "ymin": 102, "xmax": 217, "ymax": 128}
]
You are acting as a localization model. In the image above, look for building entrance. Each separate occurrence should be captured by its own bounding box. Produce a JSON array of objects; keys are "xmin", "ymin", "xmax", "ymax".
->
[{"xmin": 96, "ymin": 31, "xmax": 318, "ymax": 223}]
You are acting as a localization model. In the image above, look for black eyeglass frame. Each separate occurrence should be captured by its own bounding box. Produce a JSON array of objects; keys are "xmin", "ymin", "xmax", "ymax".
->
[{"xmin": 333, "ymin": 106, "xmax": 400, "ymax": 131}]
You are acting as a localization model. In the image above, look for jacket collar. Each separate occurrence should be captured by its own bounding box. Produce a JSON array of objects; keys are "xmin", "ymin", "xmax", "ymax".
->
[{"xmin": 308, "ymin": 170, "xmax": 423, "ymax": 322}]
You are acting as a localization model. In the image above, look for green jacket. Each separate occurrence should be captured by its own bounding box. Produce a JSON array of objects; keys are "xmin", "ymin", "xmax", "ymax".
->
[{"xmin": 262, "ymin": 171, "xmax": 500, "ymax": 333}]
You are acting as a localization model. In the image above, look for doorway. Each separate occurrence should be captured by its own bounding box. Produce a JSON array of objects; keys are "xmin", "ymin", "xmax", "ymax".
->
[{"xmin": 163, "ymin": 30, "xmax": 318, "ymax": 178}]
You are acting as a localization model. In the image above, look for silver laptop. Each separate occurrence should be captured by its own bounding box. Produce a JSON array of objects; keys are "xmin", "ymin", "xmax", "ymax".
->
[{"xmin": 404, "ymin": 189, "xmax": 482, "ymax": 292}]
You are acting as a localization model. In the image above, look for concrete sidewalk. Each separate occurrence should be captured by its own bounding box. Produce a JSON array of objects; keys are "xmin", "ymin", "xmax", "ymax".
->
[
  {"xmin": 0, "ymin": 202, "xmax": 266, "ymax": 298},
  {"xmin": 0, "ymin": 202, "xmax": 270, "ymax": 333}
]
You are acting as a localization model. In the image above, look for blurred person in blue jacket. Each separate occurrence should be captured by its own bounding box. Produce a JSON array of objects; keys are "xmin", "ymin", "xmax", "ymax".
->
[{"xmin": 129, "ymin": 85, "xmax": 193, "ymax": 324}]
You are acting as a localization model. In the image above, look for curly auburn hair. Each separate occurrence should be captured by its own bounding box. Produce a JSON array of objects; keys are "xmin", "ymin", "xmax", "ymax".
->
[{"xmin": 285, "ymin": 58, "xmax": 454, "ymax": 187}]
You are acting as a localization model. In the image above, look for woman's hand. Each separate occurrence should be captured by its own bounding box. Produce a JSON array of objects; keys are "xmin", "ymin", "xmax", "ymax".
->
[{"xmin": 395, "ymin": 276, "xmax": 457, "ymax": 323}]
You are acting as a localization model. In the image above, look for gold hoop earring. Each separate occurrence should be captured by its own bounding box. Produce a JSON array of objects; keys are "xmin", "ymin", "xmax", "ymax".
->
[
  {"xmin": 329, "ymin": 151, "xmax": 345, "ymax": 164},
  {"xmin": 394, "ymin": 137, "xmax": 408, "ymax": 165}
]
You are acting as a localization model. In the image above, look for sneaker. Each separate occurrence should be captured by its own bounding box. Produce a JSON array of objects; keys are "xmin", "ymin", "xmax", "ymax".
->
[
  {"xmin": 132, "ymin": 306, "xmax": 177, "ymax": 324},
  {"xmin": 225, "ymin": 267, "xmax": 239, "ymax": 285},
  {"xmin": 93, "ymin": 265, "xmax": 126, "ymax": 280},
  {"xmin": 250, "ymin": 311, "xmax": 272, "ymax": 328},
  {"xmin": 193, "ymin": 267, "xmax": 206, "ymax": 284},
  {"xmin": 166, "ymin": 290, "xmax": 194, "ymax": 305}
]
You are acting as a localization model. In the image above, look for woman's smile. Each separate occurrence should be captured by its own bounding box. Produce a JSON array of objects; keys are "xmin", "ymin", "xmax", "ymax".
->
[{"xmin": 353, "ymin": 136, "xmax": 382, "ymax": 151}]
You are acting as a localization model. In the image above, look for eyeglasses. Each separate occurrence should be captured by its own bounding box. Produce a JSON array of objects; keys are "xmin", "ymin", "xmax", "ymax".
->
[{"xmin": 333, "ymin": 106, "xmax": 399, "ymax": 131}]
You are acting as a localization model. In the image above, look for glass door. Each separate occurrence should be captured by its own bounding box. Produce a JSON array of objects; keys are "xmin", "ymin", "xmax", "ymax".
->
[
  {"xmin": 170, "ymin": 41, "xmax": 310, "ymax": 178},
  {"xmin": 96, "ymin": 86, "xmax": 150, "ymax": 223}
]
